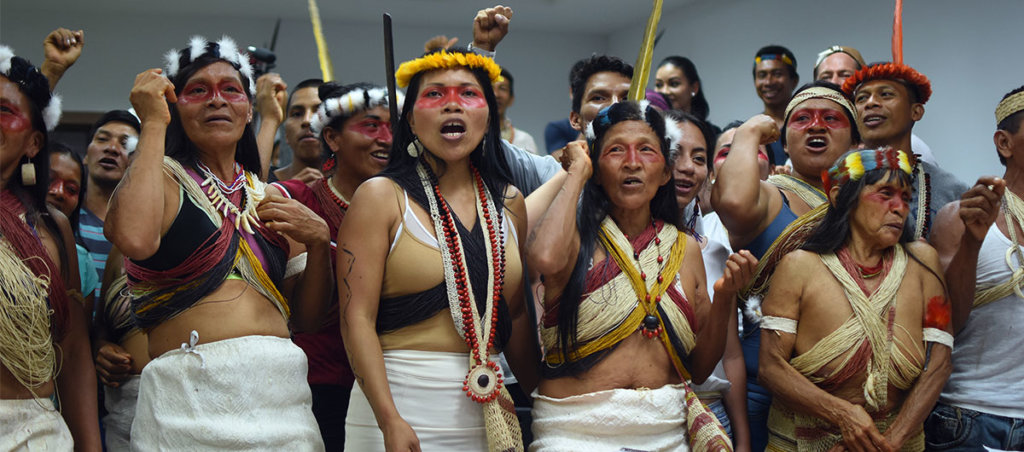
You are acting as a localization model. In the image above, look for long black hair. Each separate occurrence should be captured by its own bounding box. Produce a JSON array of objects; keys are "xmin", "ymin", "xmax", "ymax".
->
[
  {"xmin": 379, "ymin": 46, "xmax": 513, "ymax": 214},
  {"xmin": 657, "ymin": 56, "xmax": 711, "ymax": 121},
  {"xmin": 554, "ymin": 101, "xmax": 683, "ymax": 374},
  {"xmin": 164, "ymin": 50, "xmax": 260, "ymax": 175},
  {"xmin": 47, "ymin": 142, "xmax": 86, "ymax": 232}
]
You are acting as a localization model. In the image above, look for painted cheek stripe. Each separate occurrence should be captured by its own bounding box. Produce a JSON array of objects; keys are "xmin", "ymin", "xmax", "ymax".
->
[
  {"xmin": 350, "ymin": 120, "xmax": 393, "ymax": 143},
  {"xmin": 788, "ymin": 108, "xmax": 850, "ymax": 131}
]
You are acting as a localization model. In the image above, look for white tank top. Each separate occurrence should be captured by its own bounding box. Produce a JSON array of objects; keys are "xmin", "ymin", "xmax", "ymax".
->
[{"xmin": 939, "ymin": 222, "xmax": 1024, "ymax": 418}]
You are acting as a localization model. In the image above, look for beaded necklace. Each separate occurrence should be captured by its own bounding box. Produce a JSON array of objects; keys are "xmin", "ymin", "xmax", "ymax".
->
[
  {"xmin": 322, "ymin": 177, "xmax": 350, "ymax": 210},
  {"xmin": 627, "ymin": 222, "xmax": 666, "ymax": 338},
  {"xmin": 416, "ymin": 163, "xmax": 506, "ymax": 403},
  {"xmin": 196, "ymin": 161, "xmax": 260, "ymax": 233}
]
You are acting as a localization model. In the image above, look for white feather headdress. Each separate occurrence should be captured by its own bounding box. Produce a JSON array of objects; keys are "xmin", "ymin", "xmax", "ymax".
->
[
  {"xmin": 310, "ymin": 86, "xmax": 403, "ymax": 137},
  {"xmin": 0, "ymin": 45, "xmax": 61, "ymax": 131},
  {"xmin": 164, "ymin": 35, "xmax": 255, "ymax": 94}
]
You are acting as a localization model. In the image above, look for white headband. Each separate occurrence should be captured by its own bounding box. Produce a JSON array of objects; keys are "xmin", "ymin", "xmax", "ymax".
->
[
  {"xmin": 0, "ymin": 45, "xmax": 62, "ymax": 131},
  {"xmin": 310, "ymin": 87, "xmax": 403, "ymax": 136},
  {"xmin": 163, "ymin": 36, "xmax": 255, "ymax": 94}
]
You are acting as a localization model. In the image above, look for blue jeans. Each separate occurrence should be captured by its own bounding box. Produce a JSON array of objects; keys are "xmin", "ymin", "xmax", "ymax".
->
[
  {"xmin": 925, "ymin": 402, "xmax": 1024, "ymax": 451},
  {"xmin": 747, "ymin": 382, "xmax": 771, "ymax": 452},
  {"xmin": 707, "ymin": 399, "xmax": 733, "ymax": 441}
]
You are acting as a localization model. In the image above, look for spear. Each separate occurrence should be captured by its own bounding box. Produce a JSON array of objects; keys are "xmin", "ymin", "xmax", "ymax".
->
[
  {"xmin": 627, "ymin": 0, "xmax": 663, "ymax": 102},
  {"xmin": 383, "ymin": 13, "xmax": 399, "ymax": 132},
  {"xmin": 307, "ymin": 0, "xmax": 334, "ymax": 81}
]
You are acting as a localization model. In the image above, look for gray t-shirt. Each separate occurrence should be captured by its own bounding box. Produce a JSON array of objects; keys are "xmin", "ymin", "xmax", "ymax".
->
[{"xmin": 501, "ymin": 139, "xmax": 561, "ymax": 196}]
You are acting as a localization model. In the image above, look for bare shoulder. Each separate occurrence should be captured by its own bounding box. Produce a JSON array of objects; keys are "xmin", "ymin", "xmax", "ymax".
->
[
  {"xmin": 351, "ymin": 176, "xmax": 399, "ymax": 203},
  {"xmin": 503, "ymin": 184, "xmax": 526, "ymax": 217},
  {"xmin": 905, "ymin": 240, "xmax": 941, "ymax": 270}
]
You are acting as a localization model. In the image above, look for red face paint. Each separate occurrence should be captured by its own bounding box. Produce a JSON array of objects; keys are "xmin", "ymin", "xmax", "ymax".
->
[
  {"xmin": 348, "ymin": 118, "xmax": 392, "ymax": 143},
  {"xmin": 788, "ymin": 108, "xmax": 850, "ymax": 131},
  {"xmin": 415, "ymin": 85, "xmax": 487, "ymax": 110},
  {"xmin": 1, "ymin": 101, "xmax": 31, "ymax": 132},
  {"xmin": 601, "ymin": 142, "xmax": 665, "ymax": 166},
  {"xmin": 178, "ymin": 81, "xmax": 248, "ymax": 105},
  {"xmin": 864, "ymin": 187, "xmax": 910, "ymax": 213},
  {"xmin": 713, "ymin": 146, "xmax": 768, "ymax": 166}
]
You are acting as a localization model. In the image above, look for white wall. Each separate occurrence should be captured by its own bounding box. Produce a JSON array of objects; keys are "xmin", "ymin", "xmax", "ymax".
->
[
  {"xmin": 609, "ymin": 0, "xmax": 1024, "ymax": 183},
  {"xmin": 0, "ymin": 6, "xmax": 605, "ymax": 152}
]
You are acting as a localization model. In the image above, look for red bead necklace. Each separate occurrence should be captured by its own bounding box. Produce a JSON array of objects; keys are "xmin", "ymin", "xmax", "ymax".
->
[
  {"xmin": 633, "ymin": 222, "xmax": 665, "ymax": 338},
  {"xmin": 426, "ymin": 165, "xmax": 506, "ymax": 403},
  {"xmin": 322, "ymin": 178, "xmax": 350, "ymax": 210}
]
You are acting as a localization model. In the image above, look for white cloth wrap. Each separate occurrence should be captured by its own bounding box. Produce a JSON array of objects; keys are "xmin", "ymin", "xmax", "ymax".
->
[
  {"xmin": 530, "ymin": 384, "xmax": 692, "ymax": 452},
  {"xmin": 103, "ymin": 374, "xmax": 140, "ymax": 451},
  {"xmin": 345, "ymin": 349, "xmax": 494, "ymax": 451},
  {"xmin": 285, "ymin": 251, "xmax": 308, "ymax": 279},
  {"xmin": 0, "ymin": 397, "xmax": 73, "ymax": 451},
  {"xmin": 130, "ymin": 335, "xmax": 324, "ymax": 451},
  {"xmin": 761, "ymin": 315, "xmax": 798, "ymax": 334},
  {"xmin": 923, "ymin": 327, "xmax": 954, "ymax": 349}
]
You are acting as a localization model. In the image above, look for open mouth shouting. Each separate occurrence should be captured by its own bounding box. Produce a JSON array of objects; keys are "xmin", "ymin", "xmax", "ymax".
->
[
  {"xmin": 441, "ymin": 120, "xmax": 467, "ymax": 140},
  {"xmin": 805, "ymin": 135, "xmax": 829, "ymax": 153}
]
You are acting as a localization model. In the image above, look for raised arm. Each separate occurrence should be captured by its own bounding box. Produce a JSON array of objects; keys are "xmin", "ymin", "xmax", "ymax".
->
[
  {"xmin": 501, "ymin": 189, "xmax": 540, "ymax": 393},
  {"xmin": 471, "ymin": 5, "xmax": 513, "ymax": 52},
  {"xmin": 40, "ymin": 28, "xmax": 84, "ymax": 91},
  {"xmin": 712, "ymin": 115, "xmax": 781, "ymax": 246},
  {"xmin": 254, "ymin": 73, "xmax": 287, "ymax": 181},
  {"xmin": 883, "ymin": 243, "xmax": 953, "ymax": 449},
  {"xmin": 258, "ymin": 187, "xmax": 332, "ymax": 332},
  {"xmin": 759, "ymin": 251, "xmax": 891, "ymax": 452},
  {"xmin": 929, "ymin": 177, "xmax": 1003, "ymax": 333},
  {"xmin": 685, "ymin": 247, "xmax": 756, "ymax": 384},
  {"xmin": 526, "ymin": 140, "xmax": 589, "ymax": 288},
  {"xmin": 336, "ymin": 178, "xmax": 419, "ymax": 451},
  {"xmin": 105, "ymin": 69, "xmax": 178, "ymax": 260}
]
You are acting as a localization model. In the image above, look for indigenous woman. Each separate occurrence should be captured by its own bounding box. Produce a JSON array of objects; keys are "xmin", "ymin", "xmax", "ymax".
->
[
  {"xmin": 106, "ymin": 36, "xmax": 330, "ymax": 450},
  {"xmin": 337, "ymin": 47, "xmax": 535, "ymax": 451},
  {"xmin": 759, "ymin": 149, "xmax": 953, "ymax": 451},
  {"xmin": 667, "ymin": 110, "xmax": 751, "ymax": 450},
  {"xmin": 712, "ymin": 81, "xmax": 859, "ymax": 451},
  {"xmin": 47, "ymin": 143, "xmax": 100, "ymax": 307},
  {"xmin": 271, "ymin": 81, "xmax": 397, "ymax": 450},
  {"xmin": 0, "ymin": 47, "xmax": 101, "ymax": 450},
  {"xmin": 527, "ymin": 100, "xmax": 754, "ymax": 451}
]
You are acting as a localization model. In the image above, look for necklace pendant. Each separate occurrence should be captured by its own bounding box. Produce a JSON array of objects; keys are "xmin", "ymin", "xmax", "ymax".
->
[
  {"xmin": 641, "ymin": 314, "xmax": 661, "ymax": 338},
  {"xmin": 463, "ymin": 361, "xmax": 503, "ymax": 404}
]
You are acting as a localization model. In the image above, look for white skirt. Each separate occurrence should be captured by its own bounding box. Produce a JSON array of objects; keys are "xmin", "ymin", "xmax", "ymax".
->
[
  {"xmin": 102, "ymin": 374, "xmax": 140, "ymax": 451},
  {"xmin": 530, "ymin": 384, "xmax": 692, "ymax": 452},
  {"xmin": 0, "ymin": 397, "xmax": 73, "ymax": 451},
  {"xmin": 345, "ymin": 349, "xmax": 492, "ymax": 451},
  {"xmin": 130, "ymin": 335, "xmax": 324, "ymax": 451}
]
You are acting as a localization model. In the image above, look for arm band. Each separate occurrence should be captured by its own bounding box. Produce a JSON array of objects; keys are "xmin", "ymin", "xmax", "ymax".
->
[
  {"xmin": 923, "ymin": 327, "xmax": 954, "ymax": 349},
  {"xmin": 284, "ymin": 252, "xmax": 307, "ymax": 279},
  {"xmin": 761, "ymin": 315, "xmax": 798, "ymax": 334}
]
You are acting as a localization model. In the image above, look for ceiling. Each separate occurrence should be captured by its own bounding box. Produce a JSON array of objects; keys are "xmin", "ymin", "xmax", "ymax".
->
[{"xmin": 10, "ymin": 0, "xmax": 698, "ymax": 34}]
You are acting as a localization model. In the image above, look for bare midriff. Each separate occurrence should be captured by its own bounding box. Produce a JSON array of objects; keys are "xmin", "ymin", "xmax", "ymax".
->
[
  {"xmin": 146, "ymin": 279, "xmax": 289, "ymax": 358},
  {"xmin": 539, "ymin": 330, "xmax": 681, "ymax": 399}
]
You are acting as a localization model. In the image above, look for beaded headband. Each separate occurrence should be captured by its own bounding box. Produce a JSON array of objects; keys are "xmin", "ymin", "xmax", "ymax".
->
[
  {"xmin": 755, "ymin": 53, "xmax": 795, "ymax": 68},
  {"xmin": 584, "ymin": 100, "xmax": 681, "ymax": 155},
  {"xmin": 0, "ymin": 45, "xmax": 62, "ymax": 131},
  {"xmin": 394, "ymin": 50, "xmax": 502, "ymax": 89},
  {"xmin": 163, "ymin": 36, "xmax": 255, "ymax": 95},
  {"xmin": 823, "ymin": 148, "xmax": 915, "ymax": 194},
  {"xmin": 814, "ymin": 45, "xmax": 867, "ymax": 72},
  {"xmin": 310, "ymin": 86, "xmax": 403, "ymax": 136},
  {"xmin": 784, "ymin": 86, "xmax": 858, "ymax": 124},
  {"xmin": 841, "ymin": 62, "xmax": 932, "ymax": 105},
  {"xmin": 996, "ymin": 90, "xmax": 1024, "ymax": 125}
]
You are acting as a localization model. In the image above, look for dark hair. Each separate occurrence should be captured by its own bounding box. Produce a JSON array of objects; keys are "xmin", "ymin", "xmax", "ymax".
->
[
  {"xmin": 288, "ymin": 78, "xmax": 324, "ymax": 107},
  {"xmin": 316, "ymin": 81, "xmax": 386, "ymax": 162},
  {"xmin": 379, "ymin": 46, "xmax": 513, "ymax": 217},
  {"xmin": 47, "ymin": 141, "xmax": 86, "ymax": 232},
  {"xmin": 3, "ymin": 54, "xmax": 71, "ymax": 281},
  {"xmin": 657, "ymin": 56, "xmax": 711, "ymax": 121},
  {"xmin": 88, "ymin": 110, "xmax": 140, "ymax": 143},
  {"xmin": 569, "ymin": 55, "xmax": 633, "ymax": 114},
  {"xmin": 556, "ymin": 101, "xmax": 682, "ymax": 374},
  {"xmin": 499, "ymin": 68, "xmax": 514, "ymax": 97},
  {"xmin": 781, "ymin": 81, "xmax": 860, "ymax": 148},
  {"xmin": 164, "ymin": 51, "xmax": 261, "ymax": 175},
  {"xmin": 996, "ymin": 85, "xmax": 1024, "ymax": 166},
  {"xmin": 3, "ymin": 55, "xmax": 54, "ymax": 220},
  {"xmin": 753, "ymin": 45, "xmax": 798, "ymax": 79},
  {"xmin": 663, "ymin": 109, "xmax": 716, "ymax": 170}
]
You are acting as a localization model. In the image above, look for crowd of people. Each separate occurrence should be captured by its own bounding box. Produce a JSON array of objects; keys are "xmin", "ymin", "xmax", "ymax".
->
[{"xmin": 2, "ymin": 4, "xmax": 1022, "ymax": 452}]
